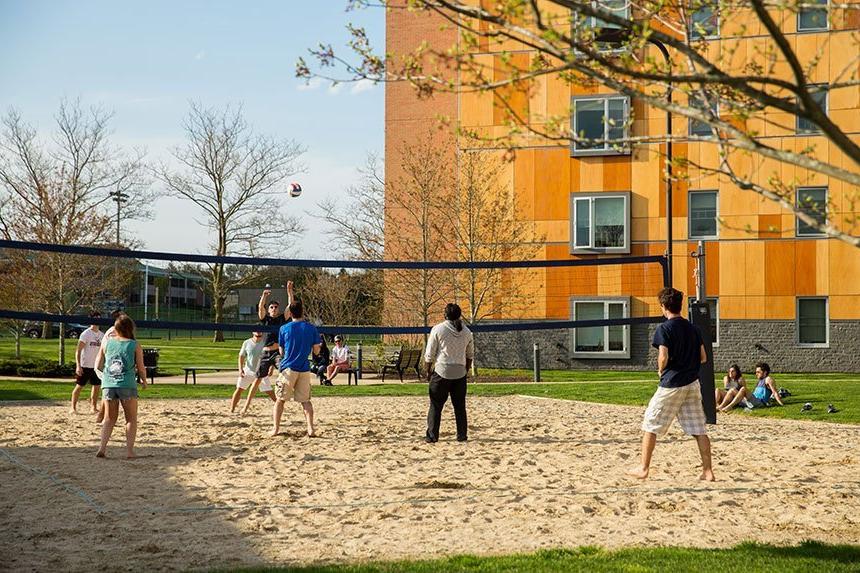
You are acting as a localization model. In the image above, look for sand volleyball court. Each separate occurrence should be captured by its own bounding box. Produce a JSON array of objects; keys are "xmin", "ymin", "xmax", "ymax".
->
[{"xmin": 1, "ymin": 395, "xmax": 858, "ymax": 571}]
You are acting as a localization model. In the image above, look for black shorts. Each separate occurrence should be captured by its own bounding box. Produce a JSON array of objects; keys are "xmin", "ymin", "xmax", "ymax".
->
[
  {"xmin": 75, "ymin": 367, "xmax": 100, "ymax": 386},
  {"xmin": 256, "ymin": 351, "xmax": 279, "ymax": 378}
]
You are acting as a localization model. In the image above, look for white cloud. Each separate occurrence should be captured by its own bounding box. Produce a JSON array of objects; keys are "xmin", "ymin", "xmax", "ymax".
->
[
  {"xmin": 327, "ymin": 82, "xmax": 344, "ymax": 95},
  {"xmin": 296, "ymin": 77, "xmax": 322, "ymax": 91},
  {"xmin": 194, "ymin": 50, "xmax": 206, "ymax": 61},
  {"xmin": 350, "ymin": 79, "xmax": 375, "ymax": 95}
]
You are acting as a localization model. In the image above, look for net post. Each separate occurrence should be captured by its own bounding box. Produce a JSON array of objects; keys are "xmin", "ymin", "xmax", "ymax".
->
[
  {"xmin": 533, "ymin": 342, "xmax": 541, "ymax": 383},
  {"xmin": 356, "ymin": 343, "xmax": 363, "ymax": 381},
  {"xmin": 691, "ymin": 241, "xmax": 716, "ymax": 424},
  {"xmin": 661, "ymin": 255, "xmax": 670, "ymax": 288}
]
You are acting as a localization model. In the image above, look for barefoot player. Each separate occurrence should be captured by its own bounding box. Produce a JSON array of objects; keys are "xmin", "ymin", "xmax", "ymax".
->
[
  {"xmin": 70, "ymin": 311, "xmax": 104, "ymax": 413},
  {"xmin": 627, "ymin": 287, "xmax": 715, "ymax": 481},
  {"xmin": 271, "ymin": 300, "xmax": 320, "ymax": 437},
  {"xmin": 257, "ymin": 281, "xmax": 294, "ymax": 385}
]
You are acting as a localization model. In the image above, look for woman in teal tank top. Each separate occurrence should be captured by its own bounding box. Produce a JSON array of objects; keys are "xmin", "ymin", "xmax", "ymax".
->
[{"xmin": 95, "ymin": 315, "xmax": 147, "ymax": 458}]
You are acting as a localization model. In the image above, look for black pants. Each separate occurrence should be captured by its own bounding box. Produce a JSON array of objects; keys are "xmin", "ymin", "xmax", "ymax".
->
[{"xmin": 426, "ymin": 373, "xmax": 467, "ymax": 441}]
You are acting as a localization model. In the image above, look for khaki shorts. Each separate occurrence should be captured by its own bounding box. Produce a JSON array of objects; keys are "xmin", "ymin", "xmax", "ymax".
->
[
  {"xmin": 275, "ymin": 369, "xmax": 312, "ymax": 403},
  {"xmin": 641, "ymin": 380, "xmax": 707, "ymax": 437}
]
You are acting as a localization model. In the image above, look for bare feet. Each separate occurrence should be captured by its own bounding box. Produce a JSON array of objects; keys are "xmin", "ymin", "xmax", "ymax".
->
[
  {"xmin": 626, "ymin": 466, "xmax": 649, "ymax": 480},
  {"xmin": 307, "ymin": 428, "xmax": 316, "ymax": 438},
  {"xmin": 700, "ymin": 469, "xmax": 716, "ymax": 481},
  {"xmin": 69, "ymin": 407, "xmax": 77, "ymax": 414},
  {"xmin": 270, "ymin": 428, "xmax": 280, "ymax": 437},
  {"xmin": 126, "ymin": 454, "xmax": 136, "ymax": 460},
  {"xmin": 96, "ymin": 451, "xmax": 106, "ymax": 458}
]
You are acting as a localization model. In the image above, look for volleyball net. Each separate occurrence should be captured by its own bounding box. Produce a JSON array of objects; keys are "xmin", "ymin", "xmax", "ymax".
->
[{"xmin": 0, "ymin": 239, "xmax": 668, "ymax": 360}]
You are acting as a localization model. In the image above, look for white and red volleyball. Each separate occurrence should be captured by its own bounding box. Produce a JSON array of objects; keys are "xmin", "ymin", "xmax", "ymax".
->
[{"xmin": 289, "ymin": 182, "xmax": 302, "ymax": 198}]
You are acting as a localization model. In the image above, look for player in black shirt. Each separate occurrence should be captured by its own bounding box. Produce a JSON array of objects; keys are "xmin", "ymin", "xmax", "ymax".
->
[{"xmin": 257, "ymin": 281, "xmax": 294, "ymax": 381}]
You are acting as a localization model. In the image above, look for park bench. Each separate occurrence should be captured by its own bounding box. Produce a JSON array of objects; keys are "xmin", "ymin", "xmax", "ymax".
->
[
  {"xmin": 380, "ymin": 347, "xmax": 424, "ymax": 382},
  {"xmin": 142, "ymin": 348, "xmax": 159, "ymax": 384},
  {"xmin": 182, "ymin": 366, "xmax": 226, "ymax": 385},
  {"xmin": 344, "ymin": 344, "xmax": 401, "ymax": 385}
]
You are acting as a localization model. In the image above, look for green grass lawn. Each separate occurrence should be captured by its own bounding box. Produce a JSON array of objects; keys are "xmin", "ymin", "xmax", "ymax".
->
[
  {"xmin": 225, "ymin": 542, "xmax": 860, "ymax": 572},
  {"xmin": 2, "ymin": 375, "xmax": 857, "ymax": 424}
]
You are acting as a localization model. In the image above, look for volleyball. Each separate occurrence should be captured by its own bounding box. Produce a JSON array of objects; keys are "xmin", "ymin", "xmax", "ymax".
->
[{"xmin": 289, "ymin": 182, "xmax": 302, "ymax": 198}]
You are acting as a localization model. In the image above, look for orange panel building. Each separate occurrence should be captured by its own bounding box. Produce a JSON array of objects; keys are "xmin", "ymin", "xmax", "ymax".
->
[{"xmin": 385, "ymin": 3, "xmax": 860, "ymax": 372}]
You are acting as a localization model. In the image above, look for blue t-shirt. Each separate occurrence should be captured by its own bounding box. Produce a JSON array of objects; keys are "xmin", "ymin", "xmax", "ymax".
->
[
  {"xmin": 278, "ymin": 321, "xmax": 320, "ymax": 372},
  {"xmin": 652, "ymin": 317, "xmax": 703, "ymax": 388}
]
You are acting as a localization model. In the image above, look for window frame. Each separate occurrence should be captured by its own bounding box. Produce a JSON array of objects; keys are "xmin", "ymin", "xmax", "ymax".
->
[
  {"xmin": 689, "ymin": 1, "xmax": 720, "ymax": 40},
  {"xmin": 797, "ymin": 0, "xmax": 829, "ymax": 32},
  {"xmin": 569, "ymin": 191, "xmax": 632, "ymax": 254},
  {"xmin": 570, "ymin": 95, "xmax": 631, "ymax": 156},
  {"xmin": 570, "ymin": 296, "xmax": 632, "ymax": 359},
  {"xmin": 689, "ymin": 297, "xmax": 719, "ymax": 347},
  {"xmin": 795, "ymin": 186, "xmax": 828, "ymax": 237},
  {"xmin": 796, "ymin": 296, "xmax": 829, "ymax": 348},
  {"xmin": 688, "ymin": 190, "xmax": 719, "ymax": 239},
  {"xmin": 688, "ymin": 94, "xmax": 719, "ymax": 138},
  {"xmin": 796, "ymin": 85, "xmax": 828, "ymax": 134}
]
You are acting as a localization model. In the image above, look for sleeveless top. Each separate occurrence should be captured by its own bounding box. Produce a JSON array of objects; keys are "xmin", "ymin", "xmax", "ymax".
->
[
  {"xmin": 726, "ymin": 376, "xmax": 744, "ymax": 391},
  {"xmin": 752, "ymin": 378, "xmax": 772, "ymax": 402},
  {"xmin": 102, "ymin": 339, "xmax": 138, "ymax": 389}
]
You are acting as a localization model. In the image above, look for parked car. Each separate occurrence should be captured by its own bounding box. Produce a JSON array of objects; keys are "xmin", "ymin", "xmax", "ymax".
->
[{"xmin": 23, "ymin": 322, "xmax": 90, "ymax": 339}]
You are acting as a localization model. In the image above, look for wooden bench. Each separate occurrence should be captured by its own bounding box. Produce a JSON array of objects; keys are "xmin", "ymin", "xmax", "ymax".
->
[
  {"xmin": 344, "ymin": 345, "xmax": 401, "ymax": 385},
  {"xmin": 381, "ymin": 347, "xmax": 424, "ymax": 382},
  {"xmin": 183, "ymin": 366, "xmax": 226, "ymax": 385}
]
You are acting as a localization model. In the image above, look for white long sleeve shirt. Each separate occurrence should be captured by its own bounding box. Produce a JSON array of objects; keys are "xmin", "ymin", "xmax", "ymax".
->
[{"xmin": 424, "ymin": 320, "xmax": 474, "ymax": 380}]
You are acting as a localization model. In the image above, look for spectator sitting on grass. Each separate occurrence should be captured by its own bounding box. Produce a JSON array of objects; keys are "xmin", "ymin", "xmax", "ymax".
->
[
  {"xmin": 716, "ymin": 364, "xmax": 748, "ymax": 412},
  {"xmin": 740, "ymin": 362, "xmax": 784, "ymax": 410}
]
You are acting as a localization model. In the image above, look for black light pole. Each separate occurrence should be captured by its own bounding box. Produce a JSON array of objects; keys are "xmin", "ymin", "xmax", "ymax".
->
[{"xmin": 593, "ymin": 29, "xmax": 673, "ymax": 287}]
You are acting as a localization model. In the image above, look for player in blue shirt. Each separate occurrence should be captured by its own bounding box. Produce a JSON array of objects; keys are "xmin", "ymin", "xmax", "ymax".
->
[
  {"xmin": 628, "ymin": 287, "xmax": 714, "ymax": 481},
  {"xmin": 271, "ymin": 300, "xmax": 321, "ymax": 437}
]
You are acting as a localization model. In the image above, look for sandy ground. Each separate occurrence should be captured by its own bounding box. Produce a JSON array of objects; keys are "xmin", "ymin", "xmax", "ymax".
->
[{"xmin": 1, "ymin": 395, "xmax": 858, "ymax": 572}]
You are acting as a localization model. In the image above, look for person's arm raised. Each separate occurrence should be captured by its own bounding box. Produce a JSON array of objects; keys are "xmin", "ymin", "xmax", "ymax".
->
[
  {"xmin": 285, "ymin": 281, "xmax": 295, "ymax": 320},
  {"xmin": 258, "ymin": 288, "xmax": 270, "ymax": 321}
]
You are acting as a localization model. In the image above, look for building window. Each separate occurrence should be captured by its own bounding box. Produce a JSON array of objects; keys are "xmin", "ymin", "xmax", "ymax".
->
[
  {"xmin": 796, "ymin": 86, "xmax": 828, "ymax": 134},
  {"xmin": 797, "ymin": 297, "xmax": 828, "ymax": 346},
  {"xmin": 796, "ymin": 187, "xmax": 827, "ymax": 237},
  {"xmin": 571, "ymin": 95, "xmax": 630, "ymax": 156},
  {"xmin": 571, "ymin": 297, "xmax": 631, "ymax": 358},
  {"xmin": 571, "ymin": 192, "xmax": 631, "ymax": 253},
  {"xmin": 689, "ymin": 95, "xmax": 718, "ymax": 137},
  {"xmin": 584, "ymin": 0, "xmax": 630, "ymax": 29},
  {"xmin": 690, "ymin": 1, "xmax": 719, "ymax": 39},
  {"xmin": 798, "ymin": 0, "xmax": 828, "ymax": 31},
  {"xmin": 689, "ymin": 191, "xmax": 719, "ymax": 239},
  {"xmin": 690, "ymin": 297, "xmax": 719, "ymax": 346}
]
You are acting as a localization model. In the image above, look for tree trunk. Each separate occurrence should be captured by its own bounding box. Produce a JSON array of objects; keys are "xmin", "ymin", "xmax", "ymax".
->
[
  {"xmin": 42, "ymin": 321, "xmax": 51, "ymax": 339},
  {"xmin": 212, "ymin": 295, "xmax": 225, "ymax": 342},
  {"xmin": 58, "ymin": 322, "xmax": 66, "ymax": 365},
  {"xmin": 14, "ymin": 328, "xmax": 21, "ymax": 359}
]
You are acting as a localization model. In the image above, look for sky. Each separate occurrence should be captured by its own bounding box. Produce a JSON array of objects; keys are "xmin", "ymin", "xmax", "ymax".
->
[{"xmin": 0, "ymin": 0, "xmax": 384, "ymax": 258}]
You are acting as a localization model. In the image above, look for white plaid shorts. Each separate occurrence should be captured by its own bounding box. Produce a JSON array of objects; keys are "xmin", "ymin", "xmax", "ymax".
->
[{"xmin": 641, "ymin": 380, "xmax": 707, "ymax": 437}]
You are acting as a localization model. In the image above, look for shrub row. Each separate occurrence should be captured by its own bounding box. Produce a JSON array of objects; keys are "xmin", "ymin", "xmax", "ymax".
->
[{"xmin": 0, "ymin": 359, "xmax": 75, "ymax": 378}]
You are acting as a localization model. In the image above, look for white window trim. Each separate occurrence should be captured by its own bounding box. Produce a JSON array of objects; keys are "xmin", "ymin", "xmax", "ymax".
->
[
  {"xmin": 795, "ymin": 186, "xmax": 828, "ymax": 237},
  {"xmin": 570, "ymin": 95, "xmax": 631, "ymax": 156},
  {"xmin": 690, "ymin": 297, "xmax": 719, "ymax": 348},
  {"xmin": 797, "ymin": 0, "xmax": 830, "ymax": 32},
  {"xmin": 688, "ymin": 190, "xmax": 719, "ymax": 239},
  {"xmin": 689, "ymin": 3, "xmax": 721, "ymax": 40},
  {"xmin": 797, "ymin": 296, "xmax": 830, "ymax": 348},
  {"xmin": 570, "ymin": 191, "xmax": 631, "ymax": 254},
  {"xmin": 583, "ymin": 0, "xmax": 631, "ymax": 29},
  {"xmin": 796, "ymin": 85, "xmax": 829, "ymax": 134},
  {"xmin": 570, "ymin": 296, "xmax": 631, "ymax": 359}
]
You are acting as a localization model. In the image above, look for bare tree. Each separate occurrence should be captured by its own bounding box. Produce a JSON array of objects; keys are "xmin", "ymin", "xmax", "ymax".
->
[
  {"xmin": 316, "ymin": 152, "xmax": 385, "ymax": 261},
  {"xmin": 385, "ymin": 134, "xmax": 457, "ymax": 337},
  {"xmin": 302, "ymin": 268, "xmax": 383, "ymax": 326},
  {"xmin": 158, "ymin": 102, "xmax": 306, "ymax": 341},
  {"xmin": 0, "ymin": 100, "xmax": 150, "ymax": 363},
  {"xmin": 452, "ymin": 149, "xmax": 544, "ymax": 372},
  {"xmin": 302, "ymin": 0, "xmax": 860, "ymax": 247}
]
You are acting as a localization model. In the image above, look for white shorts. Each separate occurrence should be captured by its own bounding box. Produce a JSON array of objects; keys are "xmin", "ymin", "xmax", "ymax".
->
[
  {"xmin": 641, "ymin": 380, "xmax": 707, "ymax": 437},
  {"xmin": 236, "ymin": 369, "xmax": 272, "ymax": 392}
]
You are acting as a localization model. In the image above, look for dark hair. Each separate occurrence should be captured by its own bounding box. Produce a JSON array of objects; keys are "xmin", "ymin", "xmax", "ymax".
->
[
  {"xmin": 268, "ymin": 300, "xmax": 280, "ymax": 307},
  {"xmin": 319, "ymin": 334, "xmax": 328, "ymax": 351},
  {"xmin": 728, "ymin": 364, "xmax": 742, "ymax": 380},
  {"xmin": 114, "ymin": 315, "xmax": 136, "ymax": 340},
  {"xmin": 445, "ymin": 303, "xmax": 463, "ymax": 332},
  {"xmin": 288, "ymin": 300, "xmax": 303, "ymax": 318},
  {"xmin": 657, "ymin": 287, "xmax": 684, "ymax": 313},
  {"xmin": 89, "ymin": 310, "xmax": 101, "ymax": 318},
  {"xmin": 110, "ymin": 309, "xmax": 125, "ymax": 320},
  {"xmin": 755, "ymin": 362, "xmax": 771, "ymax": 375}
]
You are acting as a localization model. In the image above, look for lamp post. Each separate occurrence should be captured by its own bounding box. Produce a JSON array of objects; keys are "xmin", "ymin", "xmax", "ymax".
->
[
  {"xmin": 109, "ymin": 190, "xmax": 129, "ymax": 245},
  {"xmin": 593, "ymin": 29, "xmax": 674, "ymax": 286}
]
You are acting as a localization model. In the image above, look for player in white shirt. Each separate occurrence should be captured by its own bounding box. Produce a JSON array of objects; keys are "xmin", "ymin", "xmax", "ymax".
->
[
  {"xmin": 231, "ymin": 332, "xmax": 276, "ymax": 413},
  {"xmin": 70, "ymin": 311, "xmax": 104, "ymax": 414}
]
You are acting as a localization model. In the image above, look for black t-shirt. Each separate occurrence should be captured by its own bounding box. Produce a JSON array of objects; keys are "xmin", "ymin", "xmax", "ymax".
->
[
  {"xmin": 260, "ymin": 314, "xmax": 288, "ymax": 348},
  {"xmin": 652, "ymin": 317, "xmax": 703, "ymax": 388}
]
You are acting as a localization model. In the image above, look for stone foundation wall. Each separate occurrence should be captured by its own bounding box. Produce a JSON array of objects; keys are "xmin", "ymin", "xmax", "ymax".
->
[{"xmin": 474, "ymin": 320, "xmax": 860, "ymax": 373}]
